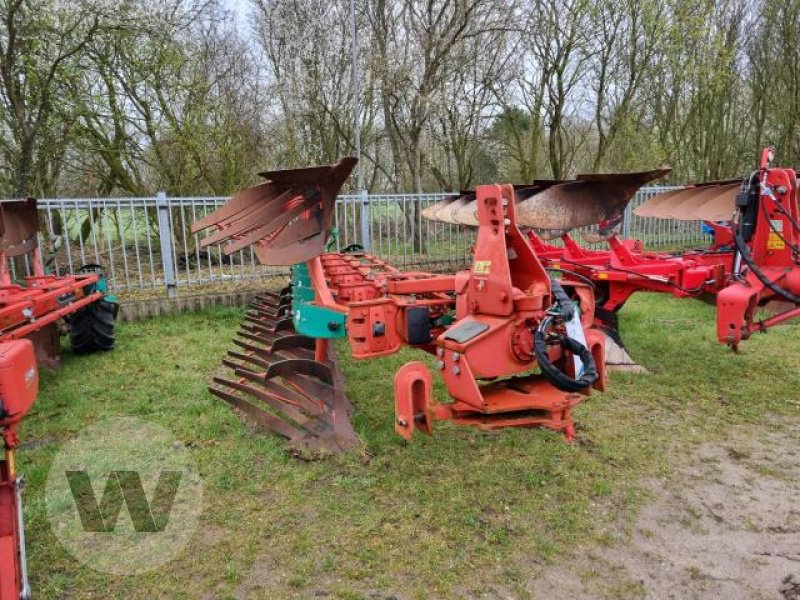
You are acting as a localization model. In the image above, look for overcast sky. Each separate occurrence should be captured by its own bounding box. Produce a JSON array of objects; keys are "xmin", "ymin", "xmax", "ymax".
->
[{"xmin": 225, "ymin": 0, "xmax": 249, "ymax": 25}]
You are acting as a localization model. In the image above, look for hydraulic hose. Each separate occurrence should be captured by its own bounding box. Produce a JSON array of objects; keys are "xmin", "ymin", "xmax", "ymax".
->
[
  {"xmin": 549, "ymin": 277, "xmax": 575, "ymax": 320},
  {"xmin": 731, "ymin": 170, "xmax": 800, "ymax": 305},
  {"xmin": 533, "ymin": 277, "xmax": 598, "ymax": 393},
  {"xmin": 533, "ymin": 315, "xmax": 598, "ymax": 393},
  {"xmin": 733, "ymin": 225, "xmax": 800, "ymax": 305}
]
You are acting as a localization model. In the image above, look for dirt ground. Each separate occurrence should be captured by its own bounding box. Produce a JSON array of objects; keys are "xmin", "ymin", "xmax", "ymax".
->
[
  {"xmin": 528, "ymin": 418, "xmax": 800, "ymax": 600},
  {"xmin": 230, "ymin": 417, "xmax": 800, "ymax": 600}
]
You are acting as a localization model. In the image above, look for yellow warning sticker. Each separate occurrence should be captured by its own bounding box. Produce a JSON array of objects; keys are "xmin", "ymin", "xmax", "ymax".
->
[
  {"xmin": 768, "ymin": 232, "xmax": 785, "ymax": 250},
  {"xmin": 473, "ymin": 260, "xmax": 491, "ymax": 275}
]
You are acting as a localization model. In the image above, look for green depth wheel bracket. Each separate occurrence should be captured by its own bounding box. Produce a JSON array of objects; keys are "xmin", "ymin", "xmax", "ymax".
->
[
  {"xmin": 77, "ymin": 264, "xmax": 118, "ymax": 305},
  {"xmin": 291, "ymin": 263, "xmax": 346, "ymax": 339}
]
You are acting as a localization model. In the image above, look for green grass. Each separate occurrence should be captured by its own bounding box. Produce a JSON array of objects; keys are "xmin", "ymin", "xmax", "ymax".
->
[{"xmin": 18, "ymin": 294, "xmax": 800, "ymax": 599}]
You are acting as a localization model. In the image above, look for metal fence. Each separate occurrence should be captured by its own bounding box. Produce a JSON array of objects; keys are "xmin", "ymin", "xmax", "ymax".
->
[{"xmin": 10, "ymin": 185, "xmax": 702, "ymax": 296}]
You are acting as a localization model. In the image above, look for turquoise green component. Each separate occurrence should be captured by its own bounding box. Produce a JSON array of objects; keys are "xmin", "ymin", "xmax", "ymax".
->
[
  {"xmin": 291, "ymin": 263, "xmax": 346, "ymax": 339},
  {"xmin": 77, "ymin": 265, "xmax": 118, "ymax": 304},
  {"xmin": 432, "ymin": 312, "xmax": 455, "ymax": 328},
  {"xmin": 91, "ymin": 273, "xmax": 118, "ymax": 305},
  {"xmin": 325, "ymin": 227, "xmax": 339, "ymax": 252}
]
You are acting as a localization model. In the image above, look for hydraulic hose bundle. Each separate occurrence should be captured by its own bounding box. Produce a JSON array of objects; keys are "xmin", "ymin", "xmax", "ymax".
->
[
  {"xmin": 533, "ymin": 278, "xmax": 598, "ymax": 393},
  {"xmin": 732, "ymin": 164, "xmax": 800, "ymax": 305}
]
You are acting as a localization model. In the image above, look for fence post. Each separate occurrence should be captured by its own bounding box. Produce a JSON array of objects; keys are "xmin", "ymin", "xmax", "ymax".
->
[
  {"xmin": 359, "ymin": 189, "xmax": 371, "ymax": 250},
  {"xmin": 156, "ymin": 191, "xmax": 177, "ymax": 299}
]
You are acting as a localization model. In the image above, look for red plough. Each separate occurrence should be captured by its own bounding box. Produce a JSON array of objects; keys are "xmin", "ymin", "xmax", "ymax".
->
[
  {"xmin": 517, "ymin": 147, "xmax": 800, "ymax": 363},
  {"xmin": 0, "ymin": 340, "xmax": 36, "ymax": 600},
  {"xmin": 0, "ymin": 198, "xmax": 118, "ymax": 599},
  {"xmin": 195, "ymin": 165, "xmax": 611, "ymax": 454},
  {"xmin": 196, "ymin": 148, "xmax": 800, "ymax": 455}
]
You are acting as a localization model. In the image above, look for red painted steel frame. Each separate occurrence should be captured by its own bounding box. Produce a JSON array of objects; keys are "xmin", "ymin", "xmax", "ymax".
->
[
  {"xmin": 526, "ymin": 148, "xmax": 800, "ymax": 348},
  {"xmin": 309, "ymin": 252, "xmax": 455, "ymax": 359},
  {"xmin": 717, "ymin": 157, "xmax": 800, "ymax": 346},
  {"xmin": 0, "ymin": 197, "xmax": 105, "ymax": 349},
  {"xmin": 424, "ymin": 184, "xmax": 604, "ymax": 438},
  {"xmin": 0, "ymin": 339, "xmax": 38, "ymax": 600},
  {"xmin": 0, "ymin": 198, "xmax": 108, "ymax": 599},
  {"xmin": 307, "ymin": 184, "xmax": 605, "ymax": 440},
  {"xmin": 530, "ymin": 229, "xmax": 733, "ymax": 314},
  {"xmin": 0, "ymin": 455, "xmax": 23, "ymax": 600},
  {"xmin": 0, "ymin": 274, "xmax": 102, "ymax": 338}
]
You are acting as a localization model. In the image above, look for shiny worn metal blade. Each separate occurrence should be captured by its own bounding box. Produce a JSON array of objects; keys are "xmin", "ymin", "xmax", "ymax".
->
[
  {"xmin": 192, "ymin": 157, "xmax": 357, "ymax": 265},
  {"xmin": 514, "ymin": 169, "xmax": 671, "ymax": 230},
  {"xmin": 429, "ymin": 184, "xmax": 560, "ymax": 226},
  {"xmin": 422, "ymin": 170, "xmax": 670, "ymax": 231},
  {"xmin": 423, "ymin": 191, "xmax": 476, "ymax": 224},
  {"xmin": 0, "ymin": 198, "xmax": 39, "ymax": 256},
  {"xmin": 634, "ymin": 180, "xmax": 741, "ymax": 221},
  {"xmin": 450, "ymin": 198, "xmax": 480, "ymax": 226},
  {"xmin": 211, "ymin": 316, "xmax": 359, "ymax": 455}
]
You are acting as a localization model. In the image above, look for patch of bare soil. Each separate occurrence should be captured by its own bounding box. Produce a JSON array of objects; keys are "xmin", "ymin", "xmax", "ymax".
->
[{"xmin": 532, "ymin": 419, "xmax": 800, "ymax": 599}]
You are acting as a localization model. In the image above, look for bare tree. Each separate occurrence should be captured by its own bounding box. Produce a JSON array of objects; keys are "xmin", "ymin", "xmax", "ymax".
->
[
  {"xmin": 428, "ymin": 24, "xmax": 510, "ymax": 189},
  {"xmin": 253, "ymin": 0, "xmax": 366, "ymax": 167},
  {"xmin": 369, "ymin": 0, "xmax": 505, "ymax": 191},
  {"xmin": 1, "ymin": 0, "xmax": 795, "ymax": 202},
  {"xmin": 749, "ymin": 0, "xmax": 800, "ymax": 164},
  {"xmin": 589, "ymin": 0, "xmax": 664, "ymax": 171},
  {"xmin": 0, "ymin": 0, "xmax": 101, "ymax": 196}
]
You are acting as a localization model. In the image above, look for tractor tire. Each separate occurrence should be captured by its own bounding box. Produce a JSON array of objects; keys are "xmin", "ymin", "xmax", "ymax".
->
[{"xmin": 69, "ymin": 300, "xmax": 117, "ymax": 353}]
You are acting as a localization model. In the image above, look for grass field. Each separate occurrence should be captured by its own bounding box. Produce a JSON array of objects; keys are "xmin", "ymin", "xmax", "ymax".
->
[{"xmin": 18, "ymin": 294, "xmax": 800, "ymax": 599}]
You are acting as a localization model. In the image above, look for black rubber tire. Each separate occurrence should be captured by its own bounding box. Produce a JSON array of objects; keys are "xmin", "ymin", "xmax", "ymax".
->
[{"xmin": 69, "ymin": 300, "xmax": 117, "ymax": 353}]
